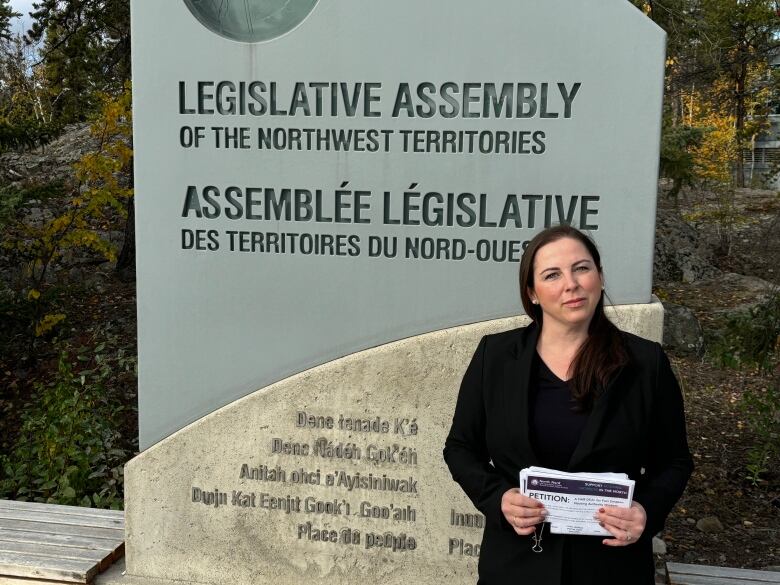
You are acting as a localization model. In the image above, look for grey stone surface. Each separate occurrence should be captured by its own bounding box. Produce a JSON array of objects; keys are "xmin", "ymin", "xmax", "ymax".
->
[
  {"xmin": 123, "ymin": 305, "xmax": 663, "ymax": 585},
  {"xmin": 661, "ymin": 302, "xmax": 704, "ymax": 356},
  {"xmin": 0, "ymin": 123, "xmax": 96, "ymax": 185},
  {"xmin": 709, "ymin": 272, "xmax": 778, "ymax": 315},
  {"xmin": 652, "ymin": 536, "xmax": 667, "ymax": 555},
  {"xmin": 654, "ymin": 208, "xmax": 721, "ymax": 283},
  {"xmin": 695, "ymin": 516, "xmax": 724, "ymax": 534}
]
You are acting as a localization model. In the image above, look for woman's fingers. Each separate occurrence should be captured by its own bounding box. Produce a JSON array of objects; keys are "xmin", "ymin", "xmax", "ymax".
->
[
  {"xmin": 594, "ymin": 503, "xmax": 646, "ymax": 546},
  {"xmin": 600, "ymin": 521, "xmax": 631, "ymax": 546},
  {"xmin": 508, "ymin": 512, "xmax": 546, "ymax": 535},
  {"xmin": 501, "ymin": 488, "xmax": 547, "ymax": 535}
]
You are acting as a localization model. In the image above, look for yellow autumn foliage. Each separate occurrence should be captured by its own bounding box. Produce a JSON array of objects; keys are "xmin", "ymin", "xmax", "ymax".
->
[
  {"xmin": 1, "ymin": 83, "xmax": 133, "ymax": 338},
  {"xmin": 35, "ymin": 313, "xmax": 66, "ymax": 337},
  {"xmin": 680, "ymin": 90, "xmax": 737, "ymax": 185}
]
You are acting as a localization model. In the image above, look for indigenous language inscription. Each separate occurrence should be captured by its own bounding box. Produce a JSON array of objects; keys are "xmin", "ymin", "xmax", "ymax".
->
[{"xmin": 187, "ymin": 409, "xmax": 482, "ymax": 556}]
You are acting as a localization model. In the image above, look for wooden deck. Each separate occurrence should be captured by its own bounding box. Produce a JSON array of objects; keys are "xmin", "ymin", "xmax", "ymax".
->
[
  {"xmin": 669, "ymin": 562, "xmax": 780, "ymax": 585},
  {"xmin": 0, "ymin": 500, "xmax": 124, "ymax": 584}
]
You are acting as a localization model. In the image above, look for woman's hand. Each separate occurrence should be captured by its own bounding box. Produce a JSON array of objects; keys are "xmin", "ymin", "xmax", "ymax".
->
[
  {"xmin": 501, "ymin": 488, "xmax": 547, "ymax": 535},
  {"xmin": 594, "ymin": 500, "xmax": 647, "ymax": 546}
]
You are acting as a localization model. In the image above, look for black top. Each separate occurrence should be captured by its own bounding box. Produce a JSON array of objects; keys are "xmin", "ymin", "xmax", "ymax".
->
[{"xmin": 529, "ymin": 352, "xmax": 590, "ymax": 470}]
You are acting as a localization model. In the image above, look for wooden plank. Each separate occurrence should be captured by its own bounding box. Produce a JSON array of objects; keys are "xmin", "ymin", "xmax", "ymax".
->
[
  {"xmin": 96, "ymin": 542, "xmax": 124, "ymax": 573},
  {"xmin": 0, "ymin": 529, "xmax": 119, "ymax": 553},
  {"xmin": 0, "ymin": 520, "xmax": 123, "ymax": 541},
  {"xmin": 0, "ymin": 528, "xmax": 124, "ymax": 572},
  {"xmin": 0, "ymin": 551, "xmax": 97, "ymax": 584},
  {"xmin": 0, "ymin": 502, "xmax": 121, "ymax": 521},
  {"xmin": 671, "ymin": 575, "xmax": 775, "ymax": 585},
  {"xmin": 0, "ymin": 542, "xmax": 105, "ymax": 564},
  {"xmin": 0, "ymin": 510, "xmax": 123, "ymax": 531},
  {"xmin": 0, "ymin": 575, "xmax": 69, "ymax": 585},
  {"xmin": 0, "ymin": 502, "xmax": 125, "ymax": 584},
  {"xmin": 669, "ymin": 563, "xmax": 780, "ymax": 584}
]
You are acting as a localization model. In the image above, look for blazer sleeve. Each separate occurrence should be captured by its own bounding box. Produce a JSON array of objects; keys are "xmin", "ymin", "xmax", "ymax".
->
[
  {"xmin": 633, "ymin": 345, "xmax": 694, "ymax": 536},
  {"xmin": 443, "ymin": 336, "xmax": 513, "ymax": 525}
]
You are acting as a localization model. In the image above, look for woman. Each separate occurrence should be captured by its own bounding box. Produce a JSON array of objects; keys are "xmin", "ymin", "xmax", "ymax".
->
[{"xmin": 443, "ymin": 225, "xmax": 693, "ymax": 585}]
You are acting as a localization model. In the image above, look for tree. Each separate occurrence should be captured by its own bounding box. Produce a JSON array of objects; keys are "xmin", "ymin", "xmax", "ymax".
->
[
  {"xmin": 633, "ymin": 0, "xmax": 780, "ymax": 189},
  {"xmin": 0, "ymin": 0, "xmax": 20, "ymax": 42},
  {"xmin": 699, "ymin": 0, "xmax": 780, "ymax": 186},
  {"xmin": 0, "ymin": 30, "xmax": 61, "ymax": 152},
  {"xmin": 0, "ymin": 85, "xmax": 133, "ymax": 340},
  {"xmin": 27, "ymin": 0, "xmax": 130, "ymax": 122}
]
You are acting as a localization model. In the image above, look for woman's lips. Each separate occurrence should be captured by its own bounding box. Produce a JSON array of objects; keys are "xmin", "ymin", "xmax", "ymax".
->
[{"xmin": 563, "ymin": 298, "xmax": 586, "ymax": 307}]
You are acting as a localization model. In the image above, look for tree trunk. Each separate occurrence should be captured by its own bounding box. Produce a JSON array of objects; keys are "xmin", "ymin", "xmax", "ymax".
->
[
  {"xmin": 734, "ymin": 60, "xmax": 747, "ymax": 188},
  {"xmin": 116, "ymin": 195, "xmax": 135, "ymax": 272}
]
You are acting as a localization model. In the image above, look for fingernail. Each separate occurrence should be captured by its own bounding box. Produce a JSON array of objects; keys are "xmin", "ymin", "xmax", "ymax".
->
[
  {"xmin": 541, "ymin": 510, "xmax": 548, "ymax": 516},
  {"xmin": 599, "ymin": 521, "xmax": 605, "ymax": 527},
  {"xmin": 599, "ymin": 508, "xmax": 605, "ymax": 513},
  {"xmin": 593, "ymin": 513, "xmax": 600, "ymax": 520}
]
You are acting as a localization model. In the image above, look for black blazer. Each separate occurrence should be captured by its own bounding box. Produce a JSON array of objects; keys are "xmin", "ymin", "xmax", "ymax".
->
[{"xmin": 443, "ymin": 323, "xmax": 693, "ymax": 585}]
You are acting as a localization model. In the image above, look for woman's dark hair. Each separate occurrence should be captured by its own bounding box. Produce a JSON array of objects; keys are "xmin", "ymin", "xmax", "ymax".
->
[{"xmin": 519, "ymin": 225, "xmax": 628, "ymax": 408}]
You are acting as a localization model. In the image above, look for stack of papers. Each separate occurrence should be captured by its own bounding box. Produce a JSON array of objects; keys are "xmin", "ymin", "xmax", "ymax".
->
[{"xmin": 519, "ymin": 466, "xmax": 635, "ymax": 536}]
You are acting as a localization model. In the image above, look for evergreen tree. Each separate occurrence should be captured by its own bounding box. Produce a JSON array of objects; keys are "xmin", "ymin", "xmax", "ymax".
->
[
  {"xmin": 28, "ymin": 0, "xmax": 130, "ymax": 122},
  {"xmin": 0, "ymin": 0, "xmax": 20, "ymax": 42}
]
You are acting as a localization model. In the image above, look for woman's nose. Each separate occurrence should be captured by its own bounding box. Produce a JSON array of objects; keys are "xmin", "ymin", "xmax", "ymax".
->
[{"xmin": 563, "ymin": 271, "xmax": 579, "ymax": 290}]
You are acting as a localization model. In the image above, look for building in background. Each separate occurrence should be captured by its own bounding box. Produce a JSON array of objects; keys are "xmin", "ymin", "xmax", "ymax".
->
[{"xmin": 744, "ymin": 51, "xmax": 780, "ymax": 188}]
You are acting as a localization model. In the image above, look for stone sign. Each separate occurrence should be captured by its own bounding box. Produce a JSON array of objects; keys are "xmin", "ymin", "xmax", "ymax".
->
[
  {"xmin": 125, "ymin": 311, "xmax": 663, "ymax": 585},
  {"xmin": 131, "ymin": 0, "xmax": 666, "ymax": 450},
  {"xmin": 126, "ymin": 1, "xmax": 665, "ymax": 583}
]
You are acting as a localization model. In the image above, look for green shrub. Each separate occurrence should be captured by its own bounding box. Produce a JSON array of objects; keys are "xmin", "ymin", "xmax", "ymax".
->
[
  {"xmin": 708, "ymin": 291, "xmax": 780, "ymax": 372},
  {"xmin": 741, "ymin": 385, "xmax": 780, "ymax": 486},
  {"xmin": 0, "ymin": 347, "xmax": 131, "ymax": 508},
  {"xmin": 707, "ymin": 291, "xmax": 780, "ymax": 484}
]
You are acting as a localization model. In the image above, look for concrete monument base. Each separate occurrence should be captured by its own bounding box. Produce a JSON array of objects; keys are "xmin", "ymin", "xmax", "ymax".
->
[{"xmin": 119, "ymin": 302, "xmax": 663, "ymax": 585}]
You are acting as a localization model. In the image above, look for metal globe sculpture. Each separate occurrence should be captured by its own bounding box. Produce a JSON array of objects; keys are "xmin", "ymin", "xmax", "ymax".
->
[{"xmin": 183, "ymin": 0, "xmax": 319, "ymax": 43}]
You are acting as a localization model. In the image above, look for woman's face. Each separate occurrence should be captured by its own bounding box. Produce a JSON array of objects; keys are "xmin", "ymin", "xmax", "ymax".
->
[{"xmin": 527, "ymin": 237, "xmax": 603, "ymax": 331}]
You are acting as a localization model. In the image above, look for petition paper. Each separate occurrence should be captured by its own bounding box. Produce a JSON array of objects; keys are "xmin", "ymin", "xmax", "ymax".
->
[{"xmin": 520, "ymin": 467, "xmax": 635, "ymax": 536}]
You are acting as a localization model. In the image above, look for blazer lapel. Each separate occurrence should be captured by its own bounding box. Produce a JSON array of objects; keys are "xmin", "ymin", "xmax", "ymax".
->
[{"xmin": 503, "ymin": 323, "xmax": 540, "ymax": 468}]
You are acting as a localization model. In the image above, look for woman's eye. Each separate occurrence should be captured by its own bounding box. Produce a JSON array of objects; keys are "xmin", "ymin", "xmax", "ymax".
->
[
  {"xmin": 543, "ymin": 272, "xmax": 559, "ymax": 281},
  {"xmin": 575, "ymin": 265, "xmax": 590, "ymax": 272}
]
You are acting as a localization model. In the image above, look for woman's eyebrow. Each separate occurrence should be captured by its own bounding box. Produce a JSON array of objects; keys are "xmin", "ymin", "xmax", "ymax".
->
[{"xmin": 539, "ymin": 259, "xmax": 592, "ymax": 273}]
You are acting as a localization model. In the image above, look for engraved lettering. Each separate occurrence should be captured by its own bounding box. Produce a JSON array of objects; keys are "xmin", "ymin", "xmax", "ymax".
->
[
  {"xmin": 393, "ymin": 418, "xmax": 418, "ymax": 436},
  {"xmin": 296, "ymin": 410, "xmax": 334, "ymax": 429},
  {"xmin": 312, "ymin": 438, "xmax": 361, "ymax": 460},
  {"xmin": 239, "ymin": 463, "xmax": 286, "ymax": 483},
  {"xmin": 259, "ymin": 492, "xmax": 302, "ymax": 514},
  {"xmin": 271, "ymin": 438, "xmax": 310, "ymax": 456},
  {"xmin": 359, "ymin": 501, "xmax": 417, "ymax": 522},
  {"xmin": 366, "ymin": 444, "xmax": 418, "ymax": 465},
  {"xmin": 289, "ymin": 468, "xmax": 322, "ymax": 485},
  {"xmin": 335, "ymin": 470, "xmax": 418, "ymax": 493},
  {"xmin": 448, "ymin": 537, "xmax": 481, "ymax": 557},
  {"xmin": 191, "ymin": 487, "xmax": 228, "ymax": 508},
  {"xmin": 364, "ymin": 531, "xmax": 417, "ymax": 552},
  {"xmin": 304, "ymin": 496, "xmax": 347, "ymax": 516},
  {"xmin": 450, "ymin": 508, "xmax": 485, "ymax": 529},
  {"xmin": 297, "ymin": 521, "xmax": 339, "ymax": 543},
  {"xmin": 338, "ymin": 414, "xmax": 390, "ymax": 433},
  {"xmin": 231, "ymin": 490, "xmax": 256, "ymax": 507}
]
